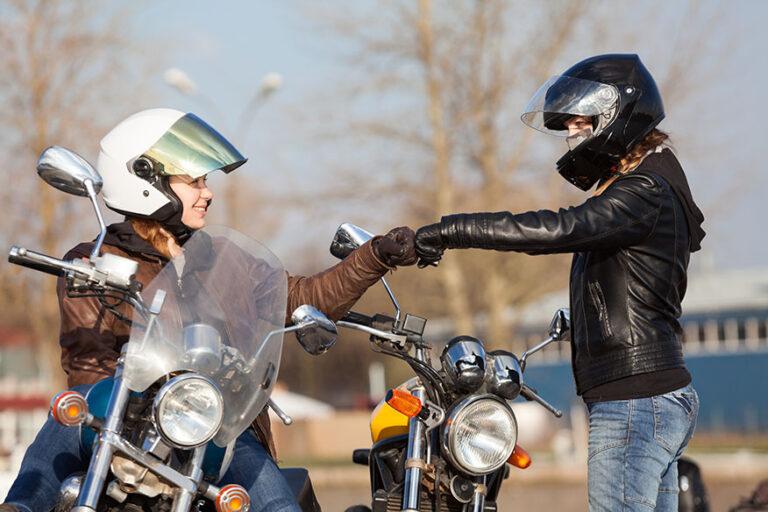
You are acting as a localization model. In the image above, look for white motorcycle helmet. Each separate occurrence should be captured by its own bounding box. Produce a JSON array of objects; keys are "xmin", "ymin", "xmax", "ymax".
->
[{"xmin": 97, "ymin": 108, "xmax": 246, "ymax": 224}]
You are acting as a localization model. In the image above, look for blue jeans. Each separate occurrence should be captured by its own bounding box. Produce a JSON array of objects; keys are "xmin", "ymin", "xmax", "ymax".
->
[
  {"xmin": 4, "ymin": 385, "xmax": 298, "ymax": 511},
  {"xmin": 586, "ymin": 384, "xmax": 699, "ymax": 511}
]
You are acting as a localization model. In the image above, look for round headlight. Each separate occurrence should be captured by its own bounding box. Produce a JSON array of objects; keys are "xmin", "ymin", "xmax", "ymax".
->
[
  {"xmin": 153, "ymin": 374, "xmax": 224, "ymax": 448},
  {"xmin": 443, "ymin": 395, "xmax": 517, "ymax": 475}
]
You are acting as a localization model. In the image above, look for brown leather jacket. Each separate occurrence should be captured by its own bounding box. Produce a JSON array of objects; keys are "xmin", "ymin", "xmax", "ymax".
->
[{"xmin": 57, "ymin": 222, "xmax": 392, "ymax": 458}]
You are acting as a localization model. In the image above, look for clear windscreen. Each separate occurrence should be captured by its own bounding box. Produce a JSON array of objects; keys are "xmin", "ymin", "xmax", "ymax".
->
[
  {"xmin": 123, "ymin": 226, "xmax": 287, "ymax": 446},
  {"xmin": 521, "ymin": 75, "xmax": 619, "ymax": 135}
]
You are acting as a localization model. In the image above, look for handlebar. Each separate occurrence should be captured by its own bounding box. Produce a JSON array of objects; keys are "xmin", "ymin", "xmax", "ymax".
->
[
  {"xmin": 9, "ymin": 246, "xmax": 135, "ymax": 290},
  {"xmin": 341, "ymin": 311, "xmax": 397, "ymax": 332},
  {"xmin": 338, "ymin": 311, "xmax": 407, "ymax": 346},
  {"xmin": 9, "ymin": 246, "xmax": 70, "ymax": 278}
]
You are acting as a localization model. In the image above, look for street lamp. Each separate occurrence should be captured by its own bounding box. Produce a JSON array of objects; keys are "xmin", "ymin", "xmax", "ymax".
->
[
  {"xmin": 163, "ymin": 67, "xmax": 284, "ymax": 230},
  {"xmin": 163, "ymin": 67, "xmax": 284, "ymax": 136}
]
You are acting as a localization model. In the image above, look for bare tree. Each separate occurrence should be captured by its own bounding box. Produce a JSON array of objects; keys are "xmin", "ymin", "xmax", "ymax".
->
[{"xmin": 0, "ymin": 0, "xmax": 154, "ymax": 388}]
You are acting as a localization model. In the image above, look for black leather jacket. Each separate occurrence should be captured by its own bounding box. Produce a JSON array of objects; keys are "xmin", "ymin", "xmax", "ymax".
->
[{"xmin": 439, "ymin": 156, "xmax": 692, "ymax": 395}]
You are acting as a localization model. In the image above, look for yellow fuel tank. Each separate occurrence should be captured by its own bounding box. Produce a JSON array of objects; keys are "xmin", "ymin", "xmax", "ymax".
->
[{"xmin": 369, "ymin": 398, "xmax": 410, "ymax": 443}]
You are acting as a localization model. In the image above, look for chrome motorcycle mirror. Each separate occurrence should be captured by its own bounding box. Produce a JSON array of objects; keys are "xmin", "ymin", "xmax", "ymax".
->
[
  {"xmin": 330, "ymin": 222, "xmax": 374, "ymax": 259},
  {"xmin": 520, "ymin": 307, "xmax": 570, "ymax": 371},
  {"xmin": 291, "ymin": 305, "xmax": 338, "ymax": 356},
  {"xmin": 548, "ymin": 308, "xmax": 571, "ymax": 341},
  {"xmin": 330, "ymin": 222, "xmax": 402, "ymax": 327},
  {"xmin": 37, "ymin": 145, "xmax": 103, "ymax": 196},
  {"xmin": 37, "ymin": 146, "xmax": 108, "ymax": 261}
]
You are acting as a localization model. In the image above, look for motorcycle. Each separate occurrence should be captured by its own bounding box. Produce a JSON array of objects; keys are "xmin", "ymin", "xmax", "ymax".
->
[
  {"xmin": 327, "ymin": 223, "xmax": 570, "ymax": 512},
  {"xmin": 8, "ymin": 146, "xmax": 335, "ymax": 512}
]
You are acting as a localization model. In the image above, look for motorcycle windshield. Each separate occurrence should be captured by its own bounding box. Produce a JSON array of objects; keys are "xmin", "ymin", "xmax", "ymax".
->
[{"xmin": 123, "ymin": 226, "xmax": 287, "ymax": 446}]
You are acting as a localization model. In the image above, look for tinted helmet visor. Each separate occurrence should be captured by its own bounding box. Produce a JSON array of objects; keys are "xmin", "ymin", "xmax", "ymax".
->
[{"xmin": 133, "ymin": 113, "xmax": 246, "ymax": 178}]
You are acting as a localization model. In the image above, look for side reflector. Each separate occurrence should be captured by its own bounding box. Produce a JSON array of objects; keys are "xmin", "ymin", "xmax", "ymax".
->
[
  {"xmin": 385, "ymin": 389, "xmax": 422, "ymax": 418},
  {"xmin": 507, "ymin": 445, "xmax": 532, "ymax": 469},
  {"xmin": 51, "ymin": 390, "xmax": 88, "ymax": 427},
  {"xmin": 216, "ymin": 484, "xmax": 250, "ymax": 512}
]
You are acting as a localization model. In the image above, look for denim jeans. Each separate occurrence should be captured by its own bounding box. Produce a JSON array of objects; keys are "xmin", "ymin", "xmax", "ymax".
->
[
  {"xmin": 587, "ymin": 384, "xmax": 699, "ymax": 511},
  {"xmin": 4, "ymin": 385, "xmax": 298, "ymax": 512}
]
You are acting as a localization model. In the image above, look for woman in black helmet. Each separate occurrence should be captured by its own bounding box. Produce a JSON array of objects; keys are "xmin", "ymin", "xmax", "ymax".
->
[{"xmin": 414, "ymin": 54, "xmax": 706, "ymax": 511}]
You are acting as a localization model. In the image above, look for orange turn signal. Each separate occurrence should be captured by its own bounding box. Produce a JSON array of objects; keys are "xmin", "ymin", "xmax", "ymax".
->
[
  {"xmin": 385, "ymin": 389, "xmax": 422, "ymax": 418},
  {"xmin": 216, "ymin": 484, "xmax": 250, "ymax": 512},
  {"xmin": 51, "ymin": 390, "xmax": 88, "ymax": 427},
  {"xmin": 507, "ymin": 444, "xmax": 532, "ymax": 469}
]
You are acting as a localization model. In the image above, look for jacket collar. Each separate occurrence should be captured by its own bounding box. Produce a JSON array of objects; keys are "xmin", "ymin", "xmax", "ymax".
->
[{"xmin": 103, "ymin": 221, "xmax": 168, "ymax": 262}]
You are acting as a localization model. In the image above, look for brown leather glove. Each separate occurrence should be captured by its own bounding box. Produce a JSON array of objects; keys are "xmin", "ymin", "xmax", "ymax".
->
[{"xmin": 372, "ymin": 226, "xmax": 418, "ymax": 267}]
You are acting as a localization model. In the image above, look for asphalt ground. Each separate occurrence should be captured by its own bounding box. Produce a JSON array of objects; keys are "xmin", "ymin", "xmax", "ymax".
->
[
  {"xmin": 314, "ymin": 479, "xmax": 762, "ymax": 511},
  {"xmin": 305, "ymin": 453, "xmax": 768, "ymax": 511}
]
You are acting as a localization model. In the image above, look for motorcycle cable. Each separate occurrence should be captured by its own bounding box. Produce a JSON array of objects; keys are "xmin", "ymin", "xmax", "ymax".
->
[
  {"xmin": 64, "ymin": 287, "xmax": 139, "ymax": 326},
  {"xmin": 373, "ymin": 344, "xmax": 446, "ymax": 404}
]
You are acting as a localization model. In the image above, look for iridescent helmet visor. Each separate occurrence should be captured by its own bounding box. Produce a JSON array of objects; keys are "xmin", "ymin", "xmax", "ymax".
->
[
  {"xmin": 137, "ymin": 113, "xmax": 246, "ymax": 178},
  {"xmin": 521, "ymin": 75, "xmax": 619, "ymax": 135}
]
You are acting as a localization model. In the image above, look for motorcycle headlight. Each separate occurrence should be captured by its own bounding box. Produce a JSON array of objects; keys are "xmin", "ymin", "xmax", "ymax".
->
[
  {"xmin": 442, "ymin": 395, "xmax": 517, "ymax": 476},
  {"xmin": 153, "ymin": 374, "xmax": 224, "ymax": 448}
]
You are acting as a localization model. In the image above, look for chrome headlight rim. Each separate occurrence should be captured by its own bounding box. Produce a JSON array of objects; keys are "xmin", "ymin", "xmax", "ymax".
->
[
  {"xmin": 152, "ymin": 373, "xmax": 224, "ymax": 449},
  {"xmin": 442, "ymin": 394, "xmax": 517, "ymax": 476}
]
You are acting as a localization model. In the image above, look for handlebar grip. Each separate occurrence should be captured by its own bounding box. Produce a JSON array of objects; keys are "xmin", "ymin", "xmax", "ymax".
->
[
  {"xmin": 371, "ymin": 313, "xmax": 396, "ymax": 332},
  {"xmin": 340, "ymin": 312, "xmax": 396, "ymax": 332},
  {"xmin": 341, "ymin": 311, "xmax": 374, "ymax": 327},
  {"xmin": 9, "ymin": 246, "xmax": 68, "ymax": 278}
]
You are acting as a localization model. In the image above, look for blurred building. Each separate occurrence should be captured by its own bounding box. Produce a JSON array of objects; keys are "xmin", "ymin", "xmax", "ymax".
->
[
  {"xmin": 0, "ymin": 327, "xmax": 50, "ymax": 472},
  {"xmin": 503, "ymin": 265, "xmax": 768, "ymax": 434}
]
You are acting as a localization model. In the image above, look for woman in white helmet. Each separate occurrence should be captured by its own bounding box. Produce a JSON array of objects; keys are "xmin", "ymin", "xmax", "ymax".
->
[{"xmin": 1, "ymin": 108, "xmax": 417, "ymax": 512}]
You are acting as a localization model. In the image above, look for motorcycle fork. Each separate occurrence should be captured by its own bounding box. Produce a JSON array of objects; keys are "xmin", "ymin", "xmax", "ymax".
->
[
  {"xmin": 73, "ymin": 354, "xmax": 132, "ymax": 511},
  {"xmin": 469, "ymin": 475, "xmax": 487, "ymax": 512},
  {"xmin": 402, "ymin": 385, "xmax": 427, "ymax": 512}
]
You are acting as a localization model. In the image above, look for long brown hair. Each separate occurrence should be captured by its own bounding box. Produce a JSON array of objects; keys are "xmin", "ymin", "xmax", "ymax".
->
[
  {"xmin": 128, "ymin": 217, "xmax": 175, "ymax": 259},
  {"xmin": 593, "ymin": 128, "xmax": 670, "ymax": 196}
]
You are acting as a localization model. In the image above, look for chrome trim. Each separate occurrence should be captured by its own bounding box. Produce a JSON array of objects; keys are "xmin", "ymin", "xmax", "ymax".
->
[
  {"xmin": 54, "ymin": 473, "xmax": 84, "ymax": 512},
  {"xmin": 487, "ymin": 350, "xmax": 523, "ymax": 400},
  {"xmin": 37, "ymin": 146, "xmax": 103, "ymax": 197},
  {"xmin": 402, "ymin": 386, "xmax": 427, "ymax": 511},
  {"xmin": 440, "ymin": 337, "xmax": 486, "ymax": 392},
  {"xmin": 152, "ymin": 373, "xmax": 224, "ymax": 449},
  {"xmin": 101, "ymin": 430, "xmax": 198, "ymax": 493},
  {"xmin": 75, "ymin": 360, "xmax": 132, "ymax": 509}
]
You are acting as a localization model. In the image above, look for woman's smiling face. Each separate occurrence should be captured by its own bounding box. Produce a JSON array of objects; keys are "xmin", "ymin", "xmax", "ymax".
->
[{"xmin": 169, "ymin": 174, "xmax": 213, "ymax": 229}]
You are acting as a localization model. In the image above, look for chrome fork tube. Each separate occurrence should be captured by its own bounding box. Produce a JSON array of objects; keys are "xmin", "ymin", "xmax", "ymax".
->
[
  {"xmin": 73, "ymin": 354, "xmax": 132, "ymax": 511},
  {"xmin": 402, "ymin": 385, "xmax": 427, "ymax": 512},
  {"xmin": 470, "ymin": 475, "xmax": 487, "ymax": 512},
  {"xmin": 171, "ymin": 444, "xmax": 208, "ymax": 512}
]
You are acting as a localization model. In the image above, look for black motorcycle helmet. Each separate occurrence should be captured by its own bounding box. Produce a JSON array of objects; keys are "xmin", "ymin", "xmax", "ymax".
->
[{"xmin": 521, "ymin": 54, "xmax": 665, "ymax": 190}]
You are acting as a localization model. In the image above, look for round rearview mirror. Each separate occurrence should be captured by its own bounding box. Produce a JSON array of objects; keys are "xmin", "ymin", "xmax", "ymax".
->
[
  {"xmin": 291, "ymin": 305, "xmax": 338, "ymax": 355},
  {"xmin": 37, "ymin": 146, "xmax": 103, "ymax": 197}
]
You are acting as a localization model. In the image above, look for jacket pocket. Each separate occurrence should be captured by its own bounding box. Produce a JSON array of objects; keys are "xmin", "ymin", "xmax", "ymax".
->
[{"xmin": 588, "ymin": 281, "xmax": 613, "ymax": 339}]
